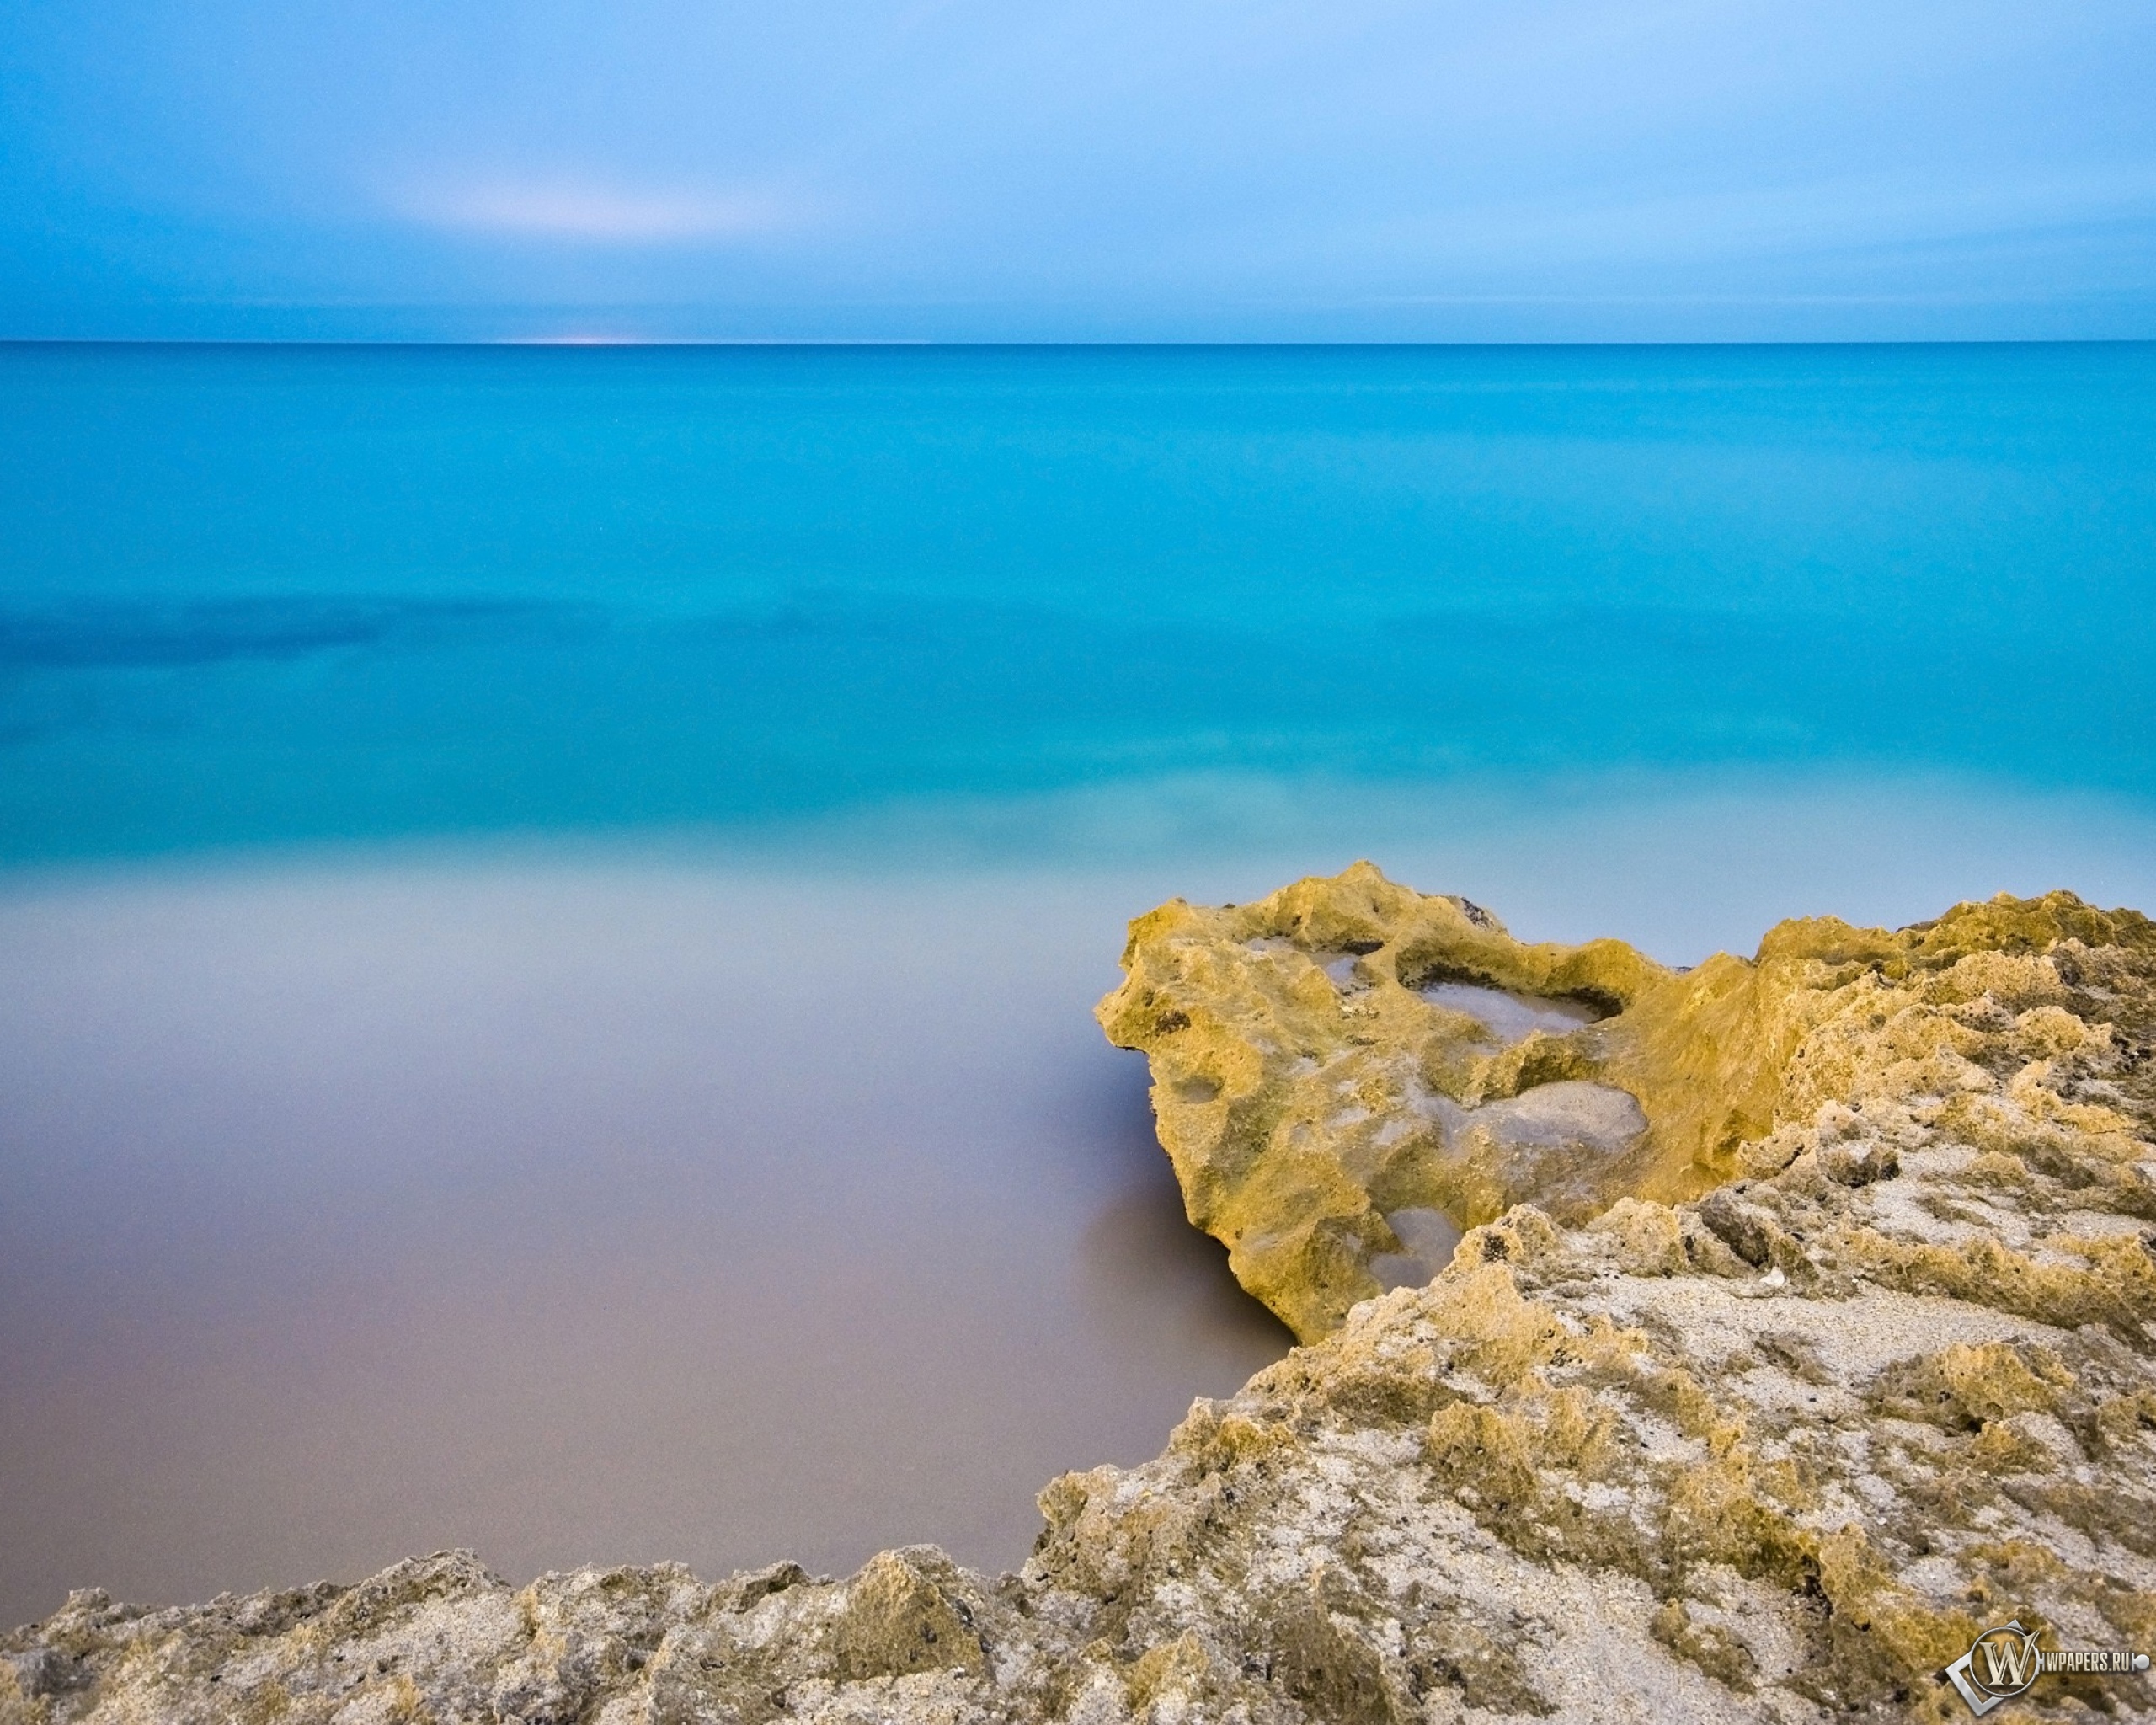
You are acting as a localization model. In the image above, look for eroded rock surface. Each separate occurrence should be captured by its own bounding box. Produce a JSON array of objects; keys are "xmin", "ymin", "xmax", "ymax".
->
[
  {"xmin": 1095, "ymin": 862, "xmax": 2152, "ymax": 1343},
  {"xmin": 8, "ymin": 871, "xmax": 2155, "ymax": 1723}
]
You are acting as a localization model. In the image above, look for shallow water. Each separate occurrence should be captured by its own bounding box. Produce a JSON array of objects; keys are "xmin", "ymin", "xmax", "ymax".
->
[
  {"xmin": 7, "ymin": 780, "xmax": 2156, "ymax": 1625},
  {"xmin": 0, "ymin": 862, "xmax": 1290, "ymax": 1628},
  {"xmin": 1418, "ymin": 981, "xmax": 1605, "ymax": 1044},
  {"xmin": 3, "ymin": 343, "xmax": 2154, "ymax": 1628}
]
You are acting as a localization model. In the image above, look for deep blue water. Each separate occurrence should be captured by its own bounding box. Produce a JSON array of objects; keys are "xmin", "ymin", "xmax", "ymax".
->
[{"xmin": 2, "ymin": 341, "xmax": 2152, "ymax": 864}]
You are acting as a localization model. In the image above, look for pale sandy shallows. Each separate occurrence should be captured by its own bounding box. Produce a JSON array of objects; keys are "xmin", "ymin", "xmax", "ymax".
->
[{"xmin": 6, "ymin": 867, "xmax": 2155, "ymax": 1723}]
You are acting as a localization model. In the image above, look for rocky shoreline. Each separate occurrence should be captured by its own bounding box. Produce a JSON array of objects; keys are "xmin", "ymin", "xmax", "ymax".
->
[{"xmin": 7, "ymin": 866, "xmax": 2154, "ymax": 1723}]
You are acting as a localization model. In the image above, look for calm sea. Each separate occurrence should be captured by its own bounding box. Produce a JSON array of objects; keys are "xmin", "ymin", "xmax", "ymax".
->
[
  {"xmin": 3, "ymin": 340, "xmax": 2153, "ymax": 861},
  {"xmin": 3, "ymin": 342, "xmax": 2154, "ymax": 1627}
]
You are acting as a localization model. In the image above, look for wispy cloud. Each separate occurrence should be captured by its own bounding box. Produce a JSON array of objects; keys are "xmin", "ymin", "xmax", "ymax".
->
[{"xmin": 394, "ymin": 179, "xmax": 799, "ymax": 243}]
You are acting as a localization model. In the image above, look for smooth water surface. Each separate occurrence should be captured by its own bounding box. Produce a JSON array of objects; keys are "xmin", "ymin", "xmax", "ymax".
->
[
  {"xmin": 8, "ymin": 782, "xmax": 2156, "ymax": 1626},
  {"xmin": 0, "ymin": 862, "xmax": 1292, "ymax": 1628},
  {"xmin": 3, "ymin": 343, "xmax": 2154, "ymax": 1626},
  {"xmin": 1419, "ymin": 981, "xmax": 1605, "ymax": 1044},
  {"xmin": 3, "ymin": 342, "xmax": 2152, "ymax": 860}
]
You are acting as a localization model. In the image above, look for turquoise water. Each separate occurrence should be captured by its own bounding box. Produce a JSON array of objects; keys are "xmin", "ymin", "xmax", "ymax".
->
[
  {"xmin": 5, "ymin": 343, "xmax": 2156, "ymax": 1624},
  {"xmin": 3, "ymin": 341, "xmax": 2153, "ymax": 862}
]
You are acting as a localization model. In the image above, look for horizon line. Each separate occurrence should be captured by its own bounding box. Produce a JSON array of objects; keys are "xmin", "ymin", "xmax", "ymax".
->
[{"xmin": 4, "ymin": 334, "xmax": 2153, "ymax": 351}]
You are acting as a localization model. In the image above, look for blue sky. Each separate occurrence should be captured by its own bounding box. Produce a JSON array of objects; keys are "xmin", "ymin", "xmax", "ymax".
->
[{"xmin": 3, "ymin": 0, "xmax": 2152, "ymax": 341}]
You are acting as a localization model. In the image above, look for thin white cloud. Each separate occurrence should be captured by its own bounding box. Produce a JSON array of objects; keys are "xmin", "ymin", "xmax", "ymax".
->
[{"xmin": 395, "ymin": 179, "xmax": 798, "ymax": 243}]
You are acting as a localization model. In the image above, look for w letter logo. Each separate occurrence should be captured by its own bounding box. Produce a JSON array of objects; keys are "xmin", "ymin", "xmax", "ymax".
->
[{"xmin": 1945, "ymin": 1622, "xmax": 2043, "ymax": 1717}]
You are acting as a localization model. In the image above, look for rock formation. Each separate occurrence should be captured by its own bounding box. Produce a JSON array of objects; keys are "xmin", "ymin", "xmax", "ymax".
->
[{"xmin": 8, "ymin": 865, "xmax": 2155, "ymax": 1723}]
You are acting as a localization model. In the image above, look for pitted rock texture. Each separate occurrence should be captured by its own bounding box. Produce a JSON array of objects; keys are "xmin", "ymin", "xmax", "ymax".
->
[
  {"xmin": 1095, "ymin": 861, "xmax": 2154, "ymax": 1343},
  {"xmin": 8, "ymin": 875, "xmax": 2156, "ymax": 1723}
]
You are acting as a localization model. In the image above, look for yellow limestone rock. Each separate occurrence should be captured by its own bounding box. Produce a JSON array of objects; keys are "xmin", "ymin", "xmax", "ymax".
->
[
  {"xmin": 1095, "ymin": 861, "xmax": 2137, "ymax": 1342},
  {"xmin": 8, "ymin": 872, "xmax": 2156, "ymax": 1723}
]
